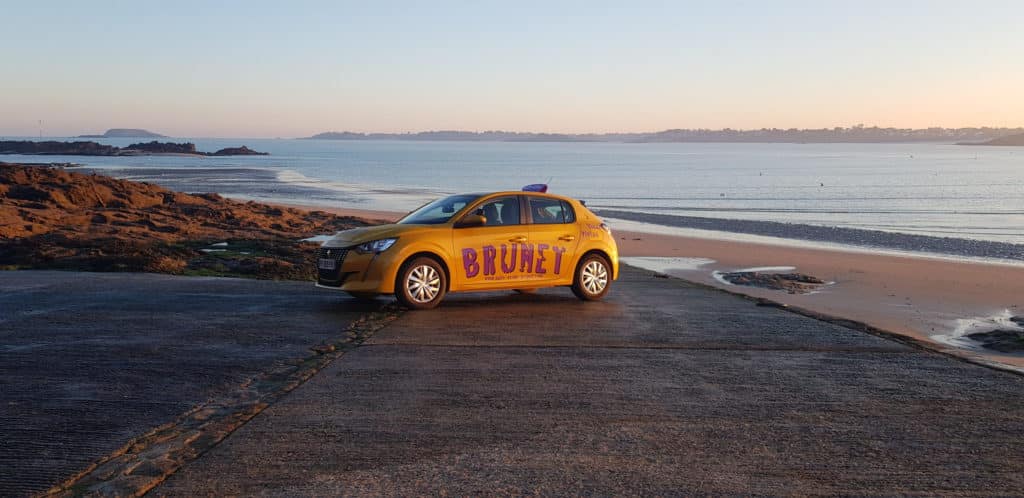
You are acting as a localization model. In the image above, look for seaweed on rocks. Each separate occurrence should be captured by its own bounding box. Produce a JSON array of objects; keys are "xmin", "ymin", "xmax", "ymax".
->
[{"xmin": 1, "ymin": 163, "xmax": 368, "ymax": 280}]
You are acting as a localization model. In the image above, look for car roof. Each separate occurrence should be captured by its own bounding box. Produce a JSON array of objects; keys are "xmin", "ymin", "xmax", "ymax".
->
[{"xmin": 472, "ymin": 190, "xmax": 578, "ymax": 202}]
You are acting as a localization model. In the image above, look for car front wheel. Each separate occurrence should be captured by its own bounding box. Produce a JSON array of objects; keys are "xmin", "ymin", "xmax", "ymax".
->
[
  {"xmin": 572, "ymin": 254, "xmax": 611, "ymax": 301},
  {"xmin": 395, "ymin": 257, "xmax": 447, "ymax": 309}
]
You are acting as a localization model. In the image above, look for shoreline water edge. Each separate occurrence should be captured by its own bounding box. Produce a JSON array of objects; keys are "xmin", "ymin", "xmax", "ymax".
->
[{"xmin": 75, "ymin": 165, "xmax": 1024, "ymax": 265}]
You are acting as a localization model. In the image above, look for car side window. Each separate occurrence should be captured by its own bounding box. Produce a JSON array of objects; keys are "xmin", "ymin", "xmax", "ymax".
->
[
  {"xmin": 528, "ymin": 197, "xmax": 568, "ymax": 224},
  {"xmin": 476, "ymin": 196, "xmax": 521, "ymax": 226}
]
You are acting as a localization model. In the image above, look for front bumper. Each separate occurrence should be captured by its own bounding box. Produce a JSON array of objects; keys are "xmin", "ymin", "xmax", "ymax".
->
[{"xmin": 314, "ymin": 246, "xmax": 397, "ymax": 294}]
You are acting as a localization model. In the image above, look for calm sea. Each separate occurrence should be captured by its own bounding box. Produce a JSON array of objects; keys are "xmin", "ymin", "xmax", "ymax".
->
[{"xmin": 5, "ymin": 137, "xmax": 1024, "ymax": 246}]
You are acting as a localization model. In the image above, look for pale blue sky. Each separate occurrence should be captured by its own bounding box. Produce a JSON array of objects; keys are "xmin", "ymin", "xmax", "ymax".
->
[{"xmin": 2, "ymin": 1, "xmax": 1022, "ymax": 137}]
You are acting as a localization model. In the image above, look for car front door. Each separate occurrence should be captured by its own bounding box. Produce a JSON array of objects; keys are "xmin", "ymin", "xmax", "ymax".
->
[{"xmin": 451, "ymin": 195, "xmax": 530, "ymax": 290}]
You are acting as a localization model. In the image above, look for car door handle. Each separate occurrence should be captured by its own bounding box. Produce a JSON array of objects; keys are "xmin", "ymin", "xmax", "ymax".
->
[
  {"xmin": 558, "ymin": 235, "xmax": 576, "ymax": 242},
  {"xmin": 509, "ymin": 236, "xmax": 527, "ymax": 243}
]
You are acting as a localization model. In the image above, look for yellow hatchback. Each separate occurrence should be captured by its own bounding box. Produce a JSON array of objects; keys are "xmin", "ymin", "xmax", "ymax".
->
[{"xmin": 315, "ymin": 186, "xmax": 619, "ymax": 309}]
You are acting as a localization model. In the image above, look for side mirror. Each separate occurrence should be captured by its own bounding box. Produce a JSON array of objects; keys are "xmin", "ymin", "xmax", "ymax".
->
[{"xmin": 456, "ymin": 213, "xmax": 487, "ymax": 228}]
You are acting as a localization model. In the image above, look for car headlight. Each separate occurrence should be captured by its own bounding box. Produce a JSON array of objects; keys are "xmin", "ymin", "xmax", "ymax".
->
[{"xmin": 355, "ymin": 238, "xmax": 398, "ymax": 254}]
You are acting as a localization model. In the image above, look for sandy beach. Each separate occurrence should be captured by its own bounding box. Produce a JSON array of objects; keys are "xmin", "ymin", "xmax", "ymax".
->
[{"xmin": 298, "ymin": 203, "xmax": 1024, "ymax": 370}]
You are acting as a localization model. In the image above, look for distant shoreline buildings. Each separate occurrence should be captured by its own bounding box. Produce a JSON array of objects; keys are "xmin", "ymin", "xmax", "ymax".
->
[{"xmin": 306, "ymin": 126, "xmax": 1024, "ymax": 144}]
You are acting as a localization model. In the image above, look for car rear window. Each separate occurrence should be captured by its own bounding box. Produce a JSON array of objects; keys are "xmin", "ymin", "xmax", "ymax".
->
[{"xmin": 528, "ymin": 197, "xmax": 573, "ymax": 224}]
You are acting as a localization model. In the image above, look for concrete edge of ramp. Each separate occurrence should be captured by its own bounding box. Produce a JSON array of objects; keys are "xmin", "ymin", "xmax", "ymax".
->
[{"xmin": 43, "ymin": 305, "xmax": 402, "ymax": 497}]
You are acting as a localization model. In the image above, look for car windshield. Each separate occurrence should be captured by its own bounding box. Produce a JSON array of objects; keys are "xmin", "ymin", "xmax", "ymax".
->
[{"xmin": 398, "ymin": 194, "xmax": 482, "ymax": 225}]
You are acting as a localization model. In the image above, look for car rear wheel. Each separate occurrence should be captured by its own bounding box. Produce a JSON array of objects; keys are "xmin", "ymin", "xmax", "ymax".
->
[
  {"xmin": 572, "ymin": 254, "xmax": 611, "ymax": 301},
  {"xmin": 395, "ymin": 257, "xmax": 447, "ymax": 309}
]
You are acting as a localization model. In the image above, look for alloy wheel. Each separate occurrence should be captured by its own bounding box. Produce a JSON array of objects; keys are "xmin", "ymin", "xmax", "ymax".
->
[
  {"xmin": 406, "ymin": 264, "xmax": 441, "ymax": 303},
  {"xmin": 581, "ymin": 259, "xmax": 608, "ymax": 295}
]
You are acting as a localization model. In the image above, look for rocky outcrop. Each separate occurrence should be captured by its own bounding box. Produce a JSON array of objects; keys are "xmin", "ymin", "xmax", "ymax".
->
[
  {"xmin": 967, "ymin": 325, "xmax": 1024, "ymax": 353},
  {"xmin": 0, "ymin": 140, "xmax": 268, "ymax": 156},
  {"xmin": 211, "ymin": 146, "xmax": 269, "ymax": 156},
  {"xmin": 0, "ymin": 140, "xmax": 120, "ymax": 155},
  {"xmin": 719, "ymin": 271, "xmax": 827, "ymax": 294},
  {"xmin": 0, "ymin": 164, "xmax": 367, "ymax": 279},
  {"xmin": 125, "ymin": 141, "xmax": 198, "ymax": 154}
]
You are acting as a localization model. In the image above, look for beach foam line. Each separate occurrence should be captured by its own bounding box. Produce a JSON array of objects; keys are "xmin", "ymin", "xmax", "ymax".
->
[
  {"xmin": 275, "ymin": 169, "xmax": 444, "ymax": 211},
  {"xmin": 275, "ymin": 169, "xmax": 363, "ymax": 193},
  {"xmin": 276, "ymin": 169, "xmax": 443, "ymax": 196}
]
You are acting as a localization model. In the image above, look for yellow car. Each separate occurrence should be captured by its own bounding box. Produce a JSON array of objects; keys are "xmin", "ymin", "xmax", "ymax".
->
[{"xmin": 315, "ymin": 186, "xmax": 619, "ymax": 309}]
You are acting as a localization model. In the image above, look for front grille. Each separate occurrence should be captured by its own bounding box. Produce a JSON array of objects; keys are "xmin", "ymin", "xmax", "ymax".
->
[
  {"xmin": 316, "ymin": 247, "xmax": 349, "ymax": 282},
  {"xmin": 317, "ymin": 247, "xmax": 349, "ymax": 261}
]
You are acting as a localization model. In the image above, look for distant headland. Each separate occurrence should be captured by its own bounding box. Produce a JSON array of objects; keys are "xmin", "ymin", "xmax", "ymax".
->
[
  {"xmin": 78, "ymin": 128, "xmax": 166, "ymax": 138},
  {"xmin": 0, "ymin": 140, "xmax": 268, "ymax": 157},
  {"xmin": 305, "ymin": 126, "xmax": 1024, "ymax": 144},
  {"xmin": 957, "ymin": 133, "xmax": 1024, "ymax": 147}
]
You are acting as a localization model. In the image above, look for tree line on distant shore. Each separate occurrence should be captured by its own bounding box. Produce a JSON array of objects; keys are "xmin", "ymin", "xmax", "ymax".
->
[{"xmin": 306, "ymin": 126, "xmax": 1024, "ymax": 144}]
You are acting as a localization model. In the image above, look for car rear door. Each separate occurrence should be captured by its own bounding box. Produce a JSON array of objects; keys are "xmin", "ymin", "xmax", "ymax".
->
[{"xmin": 524, "ymin": 195, "xmax": 581, "ymax": 284}]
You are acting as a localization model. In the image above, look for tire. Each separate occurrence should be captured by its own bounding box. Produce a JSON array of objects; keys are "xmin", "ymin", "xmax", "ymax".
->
[
  {"xmin": 347, "ymin": 291, "xmax": 378, "ymax": 302},
  {"xmin": 395, "ymin": 257, "xmax": 447, "ymax": 309},
  {"xmin": 571, "ymin": 253, "xmax": 611, "ymax": 301}
]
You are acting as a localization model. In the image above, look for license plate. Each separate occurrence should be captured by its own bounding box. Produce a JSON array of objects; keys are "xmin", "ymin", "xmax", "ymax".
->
[{"xmin": 318, "ymin": 258, "xmax": 337, "ymax": 270}]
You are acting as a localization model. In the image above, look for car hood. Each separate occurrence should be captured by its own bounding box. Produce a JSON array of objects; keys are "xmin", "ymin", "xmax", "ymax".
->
[{"xmin": 323, "ymin": 224, "xmax": 420, "ymax": 247}]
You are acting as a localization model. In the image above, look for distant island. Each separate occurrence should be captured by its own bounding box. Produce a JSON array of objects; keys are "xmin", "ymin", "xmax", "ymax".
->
[
  {"xmin": 305, "ymin": 126, "xmax": 1024, "ymax": 144},
  {"xmin": 79, "ymin": 128, "xmax": 166, "ymax": 138},
  {"xmin": 0, "ymin": 140, "xmax": 268, "ymax": 157},
  {"xmin": 957, "ymin": 133, "xmax": 1024, "ymax": 146}
]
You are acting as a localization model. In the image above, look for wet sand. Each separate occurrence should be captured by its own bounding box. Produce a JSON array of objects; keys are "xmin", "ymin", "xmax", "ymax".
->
[
  {"xmin": 304, "ymin": 204, "xmax": 1024, "ymax": 370},
  {"xmin": 612, "ymin": 229, "xmax": 1024, "ymax": 370}
]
